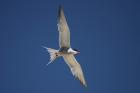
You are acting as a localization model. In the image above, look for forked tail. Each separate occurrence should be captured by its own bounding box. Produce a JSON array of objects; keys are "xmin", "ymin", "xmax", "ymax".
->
[{"xmin": 42, "ymin": 46, "xmax": 60, "ymax": 65}]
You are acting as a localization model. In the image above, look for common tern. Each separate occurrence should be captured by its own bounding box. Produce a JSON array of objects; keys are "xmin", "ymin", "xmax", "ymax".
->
[{"xmin": 43, "ymin": 6, "xmax": 87, "ymax": 87}]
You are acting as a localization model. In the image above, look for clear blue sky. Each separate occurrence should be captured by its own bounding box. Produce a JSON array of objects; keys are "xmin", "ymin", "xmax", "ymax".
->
[{"xmin": 0, "ymin": 0, "xmax": 140, "ymax": 93}]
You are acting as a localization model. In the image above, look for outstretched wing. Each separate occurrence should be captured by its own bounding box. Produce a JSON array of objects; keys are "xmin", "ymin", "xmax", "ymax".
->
[
  {"xmin": 58, "ymin": 6, "xmax": 71, "ymax": 48},
  {"xmin": 63, "ymin": 54, "xmax": 87, "ymax": 87}
]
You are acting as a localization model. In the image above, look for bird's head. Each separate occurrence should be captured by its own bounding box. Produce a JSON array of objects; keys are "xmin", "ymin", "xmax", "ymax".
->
[
  {"xmin": 68, "ymin": 48, "xmax": 80, "ymax": 55},
  {"xmin": 73, "ymin": 49, "xmax": 80, "ymax": 54}
]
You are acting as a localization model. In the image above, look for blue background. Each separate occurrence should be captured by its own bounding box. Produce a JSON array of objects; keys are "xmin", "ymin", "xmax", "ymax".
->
[{"xmin": 0, "ymin": 0, "xmax": 140, "ymax": 93}]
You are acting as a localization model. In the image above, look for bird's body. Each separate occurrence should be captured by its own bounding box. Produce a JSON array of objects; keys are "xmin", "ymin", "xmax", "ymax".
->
[
  {"xmin": 59, "ymin": 47, "xmax": 70, "ymax": 54},
  {"xmin": 43, "ymin": 6, "xmax": 87, "ymax": 87}
]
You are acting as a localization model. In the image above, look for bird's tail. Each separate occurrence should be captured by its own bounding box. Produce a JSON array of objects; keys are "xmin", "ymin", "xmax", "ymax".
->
[{"xmin": 42, "ymin": 46, "xmax": 60, "ymax": 65}]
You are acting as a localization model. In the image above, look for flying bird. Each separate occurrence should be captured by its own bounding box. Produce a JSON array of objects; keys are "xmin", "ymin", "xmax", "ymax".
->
[{"xmin": 43, "ymin": 6, "xmax": 87, "ymax": 87}]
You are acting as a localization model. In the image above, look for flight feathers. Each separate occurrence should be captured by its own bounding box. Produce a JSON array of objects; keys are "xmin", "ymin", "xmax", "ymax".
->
[{"xmin": 63, "ymin": 54, "xmax": 87, "ymax": 87}]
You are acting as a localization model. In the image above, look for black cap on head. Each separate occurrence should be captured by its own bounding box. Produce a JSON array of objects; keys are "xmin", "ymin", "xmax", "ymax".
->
[{"xmin": 73, "ymin": 49, "xmax": 78, "ymax": 52}]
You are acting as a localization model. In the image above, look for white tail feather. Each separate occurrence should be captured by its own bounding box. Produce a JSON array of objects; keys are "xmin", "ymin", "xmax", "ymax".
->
[{"xmin": 42, "ymin": 46, "xmax": 60, "ymax": 65}]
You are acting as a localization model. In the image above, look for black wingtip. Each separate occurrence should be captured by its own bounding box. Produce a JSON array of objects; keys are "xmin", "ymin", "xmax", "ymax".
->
[
  {"xmin": 58, "ymin": 5, "xmax": 63, "ymax": 14},
  {"xmin": 58, "ymin": 5, "xmax": 62, "ymax": 10},
  {"xmin": 58, "ymin": 5, "xmax": 61, "ymax": 20},
  {"xmin": 58, "ymin": 5, "xmax": 64, "ymax": 22},
  {"xmin": 80, "ymin": 80, "xmax": 87, "ymax": 88}
]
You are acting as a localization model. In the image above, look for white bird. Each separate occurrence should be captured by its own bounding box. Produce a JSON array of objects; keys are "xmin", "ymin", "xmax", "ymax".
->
[{"xmin": 43, "ymin": 6, "xmax": 87, "ymax": 87}]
